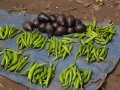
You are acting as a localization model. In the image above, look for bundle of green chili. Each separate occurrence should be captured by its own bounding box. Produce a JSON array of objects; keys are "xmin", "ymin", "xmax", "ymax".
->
[
  {"xmin": 22, "ymin": 62, "xmax": 55, "ymax": 87},
  {"xmin": 85, "ymin": 21, "xmax": 116, "ymax": 45},
  {"xmin": 16, "ymin": 31, "xmax": 47, "ymax": 49},
  {"xmin": 46, "ymin": 36, "xmax": 73, "ymax": 61},
  {"xmin": 59, "ymin": 64, "xmax": 92, "ymax": 90},
  {"xmin": 0, "ymin": 24, "xmax": 21, "ymax": 40},
  {"xmin": 75, "ymin": 44, "xmax": 108, "ymax": 62},
  {"xmin": 0, "ymin": 48, "xmax": 28, "ymax": 72}
]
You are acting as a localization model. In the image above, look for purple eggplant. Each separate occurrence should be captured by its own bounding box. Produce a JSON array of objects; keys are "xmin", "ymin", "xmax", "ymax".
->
[
  {"xmin": 66, "ymin": 15, "xmax": 75, "ymax": 27},
  {"xmin": 74, "ymin": 24, "xmax": 86, "ymax": 33},
  {"xmin": 22, "ymin": 21, "xmax": 34, "ymax": 31},
  {"xmin": 67, "ymin": 27, "xmax": 74, "ymax": 34},
  {"xmin": 54, "ymin": 26, "xmax": 67, "ymax": 36},
  {"xmin": 45, "ymin": 23, "xmax": 54, "ymax": 38},
  {"xmin": 57, "ymin": 14, "xmax": 66, "ymax": 26},
  {"xmin": 37, "ymin": 13, "xmax": 50, "ymax": 23}
]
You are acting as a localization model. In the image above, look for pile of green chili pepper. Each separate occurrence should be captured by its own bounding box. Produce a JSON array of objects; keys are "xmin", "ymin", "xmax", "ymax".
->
[
  {"xmin": 94, "ymin": 24, "xmax": 116, "ymax": 44},
  {"xmin": 0, "ymin": 48, "xmax": 28, "ymax": 72},
  {"xmin": 59, "ymin": 64, "xmax": 92, "ymax": 90},
  {"xmin": 85, "ymin": 21, "xmax": 116, "ymax": 45},
  {"xmin": 16, "ymin": 31, "xmax": 47, "ymax": 49},
  {"xmin": 0, "ymin": 25, "xmax": 21, "ymax": 40},
  {"xmin": 46, "ymin": 36, "xmax": 73, "ymax": 61},
  {"xmin": 22, "ymin": 62, "xmax": 55, "ymax": 87},
  {"xmin": 75, "ymin": 44, "xmax": 108, "ymax": 62}
]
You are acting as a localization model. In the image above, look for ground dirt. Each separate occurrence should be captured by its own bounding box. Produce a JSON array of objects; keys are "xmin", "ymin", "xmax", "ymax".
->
[{"xmin": 0, "ymin": 0, "xmax": 120, "ymax": 90}]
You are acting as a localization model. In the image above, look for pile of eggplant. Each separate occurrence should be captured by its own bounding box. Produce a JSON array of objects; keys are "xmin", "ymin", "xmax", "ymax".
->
[{"xmin": 22, "ymin": 13, "xmax": 86, "ymax": 38}]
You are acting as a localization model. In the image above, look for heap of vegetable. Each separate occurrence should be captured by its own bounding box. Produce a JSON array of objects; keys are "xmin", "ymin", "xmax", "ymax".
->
[
  {"xmin": 85, "ymin": 21, "xmax": 116, "ymax": 45},
  {"xmin": 59, "ymin": 64, "xmax": 92, "ymax": 90},
  {"xmin": 16, "ymin": 31, "xmax": 47, "ymax": 49},
  {"xmin": 46, "ymin": 36, "xmax": 73, "ymax": 61},
  {"xmin": 0, "ymin": 13, "xmax": 117, "ymax": 90},
  {"xmin": 22, "ymin": 62, "xmax": 55, "ymax": 87},
  {"xmin": 22, "ymin": 13, "xmax": 86, "ymax": 38},
  {"xmin": 0, "ymin": 25, "xmax": 21, "ymax": 40},
  {"xmin": 0, "ymin": 48, "xmax": 28, "ymax": 72},
  {"xmin": 75, "ymin": 44, "xmax": 108, "ymax": 62}
]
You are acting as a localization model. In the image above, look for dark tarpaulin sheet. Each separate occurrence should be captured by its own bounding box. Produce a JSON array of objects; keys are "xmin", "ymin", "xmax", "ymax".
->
[{"xmin": 0, "ymin": 9, "xmax": 120, "ymax": 90}]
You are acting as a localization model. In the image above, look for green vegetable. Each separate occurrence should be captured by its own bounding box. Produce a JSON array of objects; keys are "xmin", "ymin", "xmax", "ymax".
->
[
  {"xmin": 75, "ymin": 44, "xmax": 108, "ymax": 63},
  {"xmin": 22, "ymin": 62, "xmax": 55, "ymax": 88},
  {"xmin": 0, "ymin": 25, "xmax": 21, "ymax": 40},
  {"xmin": 0, "ymin": 48, "xmax": 28, "ymax": 72},
  {"xmin": 16, "ymin": 31, "xmax": 47, "ymax": 49},
  {"xmin": 59, "ymin": 64, "xmax": 92, "ymax": 90},
  {"xmin": 46, "ymin": 36, "xmax": 73, "ymax": 61}
]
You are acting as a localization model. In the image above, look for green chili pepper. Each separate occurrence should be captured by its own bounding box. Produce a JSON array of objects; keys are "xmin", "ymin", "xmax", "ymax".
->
[
  {"xmin": 22, "ymin": 62, "xmax": 35, "ymax": 76},
  {"xmin": 65, "ymin": 69, "xmax": 71, "ymax": 85},
  {"xmin": 16, "ymin": 61, "xmax": 28, "ymax": 73},
  {"xmin": 40, "ymin": 38, "xmax": 48, "ymax": 49},
  {"xmin": 1, "ymin": 54, "xmax": 6, "ymax": 66},
  {"xmin": 59, "ymin": 70, "xmax": 65, "ymax": 84},
  {"xmin": 33, "ymin": 36, "xmax": 42, "ymax": 46},
  {"xmin": 32, "ymin": 68, "xmax": 43, "ymax": 83},
  {"xmin": 3, "ymin": 25, "xmax": 9, "ymax": 39},
  {"xmin": 99, "ymin": 46, "xmax": 107, "ymax": 59},
  {"xmin": 77, "ymin": 70, "xmax": 83, "ymax": 87},
  {"xmin": 11, "ymin": 52, "xmax": 18, "ymax": 65},
  {"xmin": 46, "ymin": 43, "xmax": 50, "ymax": 51},
  {"xmin": 28, "ymin": 63, "xmax": 38, "ymax": 80},
  {"xmin": 4, "ymin": 52, "xmax": 10, "ymax": 67},
  {"xmin": 21, "ymin": 33, "xmax": 28, "ymax": 48},
  {"xmin": 92, "ymin": 19, "xmax": 97, "ymax": 30},
  {"xmin": 62, "ymin": 51, "xmax": 67, "ymax": 60},
  {"xmin": 75, "ymin": 77, "xmax": 80, "ymax": 90},
  {"xmin": 52, "ymin": 54, "xmax": 62, "ymax": 61},
  {"xmin": 39, "ymin": 78, "xmax": 43, "ymax": 87},
  {"xmin": 15, "ymin": 57, "xmax": 28, "ymax": 73},
  {"xmin": 40, "ymin": 67, "xmax": 47, "ymax": 78},
  {"xmin": 85, "ymin": 36, "xmax": 95, "ymax": 44},
  {"xmin": 72, "ymin": 66, "xmax": 77, "ymax": 82},
  {"xmin": 33, "ymin": 36, "xmax": 43, "ymax": 47},
  {"xmin": 9, "ymin": 62, "xmax": 19, "ymax": 71},
  {"xmin": 62, "ymin": 44, "xmax": 71, "ymax": 55},
  {"xmin": 26, "ymin": 33, "xmax": 31, "ymax": 46},
  {"xmin": 9, "ymin": 30, "xmax": 22, "ymax": 38},
  {"xmin": 45, "ymin": 63, "xmax": 53, "ymax": 87},
  {"xmin": 75, "ymin": 45, "xmax": 83, "ymax": 59},
  {"xmin": 0, "ymin": 27, "xmax": 4, "ymax": 39},
  {"xmin": 83, "ymin": 70, "xmax": 92, "ymax": 83}
]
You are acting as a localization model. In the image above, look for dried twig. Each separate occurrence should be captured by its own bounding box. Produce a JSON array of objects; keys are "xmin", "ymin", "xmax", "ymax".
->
[
  {"xmin": 60, "ymin": 7, "xmax": 78, "ymax": 13},
  {"xmin": 90, "ymin": 9, "xmax": 96, "ymax": 21},
  {"xmin": 8, "ymin": 3, "xmax": 27, "ymax": 12}
]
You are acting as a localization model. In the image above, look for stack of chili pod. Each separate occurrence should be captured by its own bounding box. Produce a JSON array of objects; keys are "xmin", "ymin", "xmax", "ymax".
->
[
  {"xmin": 22, "ymin": 62, "xmax": 56, "ymax": 87},
  {"xmin": 0, "ymin": 24, "xmax": 21, "ymax": 40},
  {"xmin": 59, "ymin": 64, "xmax": 92, "ymax": 90},
  {"xmin": 22, "ymin": 13, "xmax": 86, "ymax": 38},
  {"xmin": 0, "ymin": 48, "xmax": 28, "ymax": 73}
]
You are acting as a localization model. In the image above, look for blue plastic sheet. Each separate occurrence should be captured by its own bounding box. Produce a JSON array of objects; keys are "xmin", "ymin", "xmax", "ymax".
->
[{"xmin": 0, "ymin": 9, "xmax": 120, "ymax": 90}]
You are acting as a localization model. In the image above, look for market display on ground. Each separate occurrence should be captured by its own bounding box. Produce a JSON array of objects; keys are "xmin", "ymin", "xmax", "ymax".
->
[
  {"xmin": 0, "ymin": 11, "xmax": 118, "ymax": 90},
  {"xmin": 22, "ymin": 13, "xmax": 86, "ymax": 37}
]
